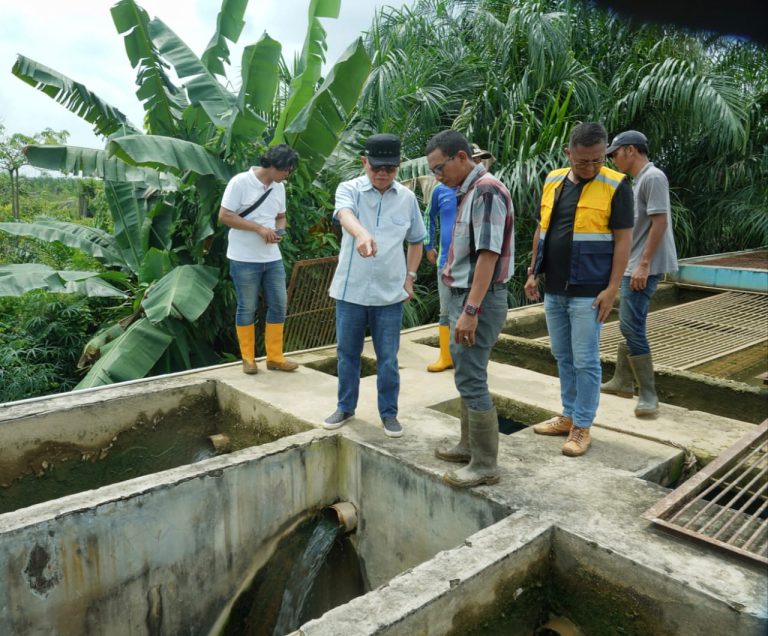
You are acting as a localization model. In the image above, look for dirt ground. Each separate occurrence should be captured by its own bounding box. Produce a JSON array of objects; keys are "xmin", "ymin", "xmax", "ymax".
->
[{"xmin": 694, "ymin": 250, "xmax": 768, "ymax": 270}]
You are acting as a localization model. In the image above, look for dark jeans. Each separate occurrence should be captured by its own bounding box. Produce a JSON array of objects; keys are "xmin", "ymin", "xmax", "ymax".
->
[
  {"xmin": 335, "ymin": 300, "xmax": 403, "ymax": 418},
  {"xmin": 619, "ymin": 275, "xmax": 660, "ymax": 356}
]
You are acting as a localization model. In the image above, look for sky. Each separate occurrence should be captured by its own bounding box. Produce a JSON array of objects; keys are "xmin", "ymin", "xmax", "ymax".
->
[{"xmin": 0, "ymin": 0, "xmax": 412, "ymax": 149}]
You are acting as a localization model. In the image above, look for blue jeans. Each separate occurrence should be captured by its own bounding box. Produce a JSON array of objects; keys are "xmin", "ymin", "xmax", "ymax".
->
[
  {"xmin": 335, "ymin": 300, "xmax": 403, "ymax": 418},
  {"xmin": 437, "ymin": 268, "xmax": 451, "ymax": 326},
  {"xmin": 619, "ymin": 275, "xmax": 659, "ymax": 356},
  {"xmin": 229, "ymin": 259, "xmax": 287, "ymax": 326},
  {"xmin": 449, "ymin": 285, "xmax": 508, "ymax": 412},
  {"xmin": 544, "ymin": 294, "xmax": 602, "ymax": 428}
]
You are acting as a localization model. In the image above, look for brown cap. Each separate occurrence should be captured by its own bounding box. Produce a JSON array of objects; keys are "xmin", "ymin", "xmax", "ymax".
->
[{"xmin": 471, "ymin": 143, "xmax": 493, "ymax": 160}]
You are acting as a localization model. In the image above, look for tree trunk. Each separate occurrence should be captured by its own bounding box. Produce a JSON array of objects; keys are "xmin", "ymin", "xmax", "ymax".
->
[{"xmin": 10, "ymin": 168, "xmax": 20, "ymax": 220}]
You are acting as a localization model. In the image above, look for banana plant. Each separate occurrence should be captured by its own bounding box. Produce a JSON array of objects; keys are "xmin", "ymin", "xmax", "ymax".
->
[{"xmin": 3, "ymin": 0, "xmax": 371, "ymax": 389}]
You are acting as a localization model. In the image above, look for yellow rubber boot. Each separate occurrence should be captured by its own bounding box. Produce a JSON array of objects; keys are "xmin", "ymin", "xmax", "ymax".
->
[
  {"xmin": 427, "ymin": 324, "xmax": 454, "ymax": 372},
  {"xmin": 265, "ymin": 323, "xmax": 298, "ymax": 372},
  {"xmin": 236, "ymin": 324, "xmax": 258, "ymax": 374}
]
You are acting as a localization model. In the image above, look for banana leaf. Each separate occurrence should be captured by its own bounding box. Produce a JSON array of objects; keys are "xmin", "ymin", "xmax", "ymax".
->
[
  {"xmin": 148, "ymin": 18, "xmax": 235, "ymax": 129},
  {"xmin": 142, "ymin": 265, "xmax": 219, "ymax": 323},
  {"xmin": 111, "ymin": 0, "xmax": 187, "ymax": 136},
  {"xmin": 75, "ymin": 318, "xmax": 174, "ymax": 389},
  {"xmin": 12, "ymin": 55, "xmax": 141, "ymax": 138},
  {"xmin": 108, "ymin": 135, "xmax": 231, "ymax": 182},
  {"xmin": 285, "ymin": 38, "xmax": 371, "ymax": 173},
  {"xmin": 103, "ymin": 181, "xmax": 146, "ymax": 273},
  {"xmin": 24, "ymin": 145, "xmax": 177, "ymax": 190},
  {"xmin": 273, "ymin": 0, "xmax": 342, "ymax": 143},
  {"xmin": 201, "ymin": 0, "xmax": 249, "ymax": 76},
  {"xmin": 0, "ymin": 220, "xmax": 125, "ymax": 268},
  {"xmin": 0, "ymin": 264, "xmax": 127, "ymax": 298}
]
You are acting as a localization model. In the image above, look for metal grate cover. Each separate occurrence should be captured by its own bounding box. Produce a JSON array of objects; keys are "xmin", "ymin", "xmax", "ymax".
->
[
  {"xmin": 284, "ymin": 256, "xmax": 339, "ymax": 352},
  {"xmin": 539, "ymin": 291, "xmax": 768, "ymax": 370},
  {"xmin": 643, "ymin": 421, "xmax": 768, "ymax": 565}
]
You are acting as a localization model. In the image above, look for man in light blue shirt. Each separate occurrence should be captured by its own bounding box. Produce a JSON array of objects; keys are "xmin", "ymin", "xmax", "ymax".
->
[{"xmin": 324, "ymin": 134, "xmax": 426, "ymax": 438}]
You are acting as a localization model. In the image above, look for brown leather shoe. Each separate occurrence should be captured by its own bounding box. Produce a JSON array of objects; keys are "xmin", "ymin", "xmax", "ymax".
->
[
  {"xmin": 266, "ymin": 359, "xmax": 298, "ymax": 372},
  {"xmin": 533, "ymin": 415, "xmax": 573, "ymax": 436},
  {"xmin": 242, "ymin": 359, "xmax": 258, "ymax": 375},
  {"xmin": 562, "ymin": 426, "xmax": 591, "ymax": 457}
]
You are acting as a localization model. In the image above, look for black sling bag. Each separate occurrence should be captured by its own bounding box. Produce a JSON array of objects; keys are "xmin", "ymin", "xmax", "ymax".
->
[{"xmin": 238, "ymin": 188, "xmax": 273, "ymax": 218}]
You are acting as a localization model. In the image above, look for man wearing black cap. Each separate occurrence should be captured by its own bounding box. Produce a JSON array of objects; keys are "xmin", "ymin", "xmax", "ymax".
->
[
  {"xmin": 324, "ymin": 133, "xmax": 426, "ymax": 438},
  {"xmin": 601, "ymin": 130, "xmax": 678, "ymax": 418}
]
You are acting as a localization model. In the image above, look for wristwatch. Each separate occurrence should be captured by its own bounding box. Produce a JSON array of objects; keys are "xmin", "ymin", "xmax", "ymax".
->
[
  {"xmin": 407, "ymin": 271, "xmax": 418, "ymax": 282},
  {"xmin": 463, "ymin": 302, "xmax": 481, "ymax": 316}
]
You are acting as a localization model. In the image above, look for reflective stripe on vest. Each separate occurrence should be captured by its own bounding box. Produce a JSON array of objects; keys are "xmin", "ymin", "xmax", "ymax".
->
[{"xmin": 535, "ymin": 166, "xmax": 625, "ymax": 285}]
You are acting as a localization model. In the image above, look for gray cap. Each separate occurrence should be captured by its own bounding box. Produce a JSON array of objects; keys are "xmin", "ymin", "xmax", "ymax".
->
[
  {"xmin": 606, "ymin": 130, "xmax": 648, "ymax": 154},
  {"xmin": 364, "ymin": 133, "xmax": 401, "ymax": 166}
]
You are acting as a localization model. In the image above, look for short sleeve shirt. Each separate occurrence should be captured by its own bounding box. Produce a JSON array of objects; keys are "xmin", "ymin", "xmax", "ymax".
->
[
  {"xmin": 329, "ymin": 175, "xmax": 427, "ymax": 306},
  {"xmin": 221, "ymin": 168, "xmax": 286, "ymax": 263},
  {"xmin": 442, "ymin": 164, "xmax": 515, "ymax": 288},
  {"xmin": 627, "ymin": 162, "xmax": 678, "ymax": 276}
]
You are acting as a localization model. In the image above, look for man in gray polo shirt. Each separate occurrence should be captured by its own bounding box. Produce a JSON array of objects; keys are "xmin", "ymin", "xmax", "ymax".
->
[
  {"xmin": 601, "ymin": 130, "xmax": 678, "ymax": 417},
  {"xmin": 323, "ymin": 133, "xmax": 426, "ymax": 438}
]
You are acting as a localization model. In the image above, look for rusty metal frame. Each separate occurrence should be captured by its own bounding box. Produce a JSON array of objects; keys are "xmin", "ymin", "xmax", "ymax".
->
[
  {"xmin": 283, "ymin": 256, "xmax": 339, "ymax": 352},
  {"xmin": 643, "ymin": 420, "xmax": 768, "ymax": 566}
]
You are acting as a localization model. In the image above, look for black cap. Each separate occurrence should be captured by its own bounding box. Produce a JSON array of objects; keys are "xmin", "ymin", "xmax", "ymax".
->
[
  {"xmin": 364, "ymin": 133, "xmax": 401, "ymax": 167},
  {"xmin": 607, "ymin": 130, "xmax": 649, "ymax": 154}
]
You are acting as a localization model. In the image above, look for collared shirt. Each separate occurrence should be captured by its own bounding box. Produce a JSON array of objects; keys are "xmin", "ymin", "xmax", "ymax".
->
[
  {"xmin": 221, "ymin": 167, "xmax": 286, "ymax": 263},
  {"xmin": 442, "ymin": 164, "xmax": 514, "ymax": 289},
  {"xmin": 329, "ymin": 175, "xmax": 427, "ymax": 306}
]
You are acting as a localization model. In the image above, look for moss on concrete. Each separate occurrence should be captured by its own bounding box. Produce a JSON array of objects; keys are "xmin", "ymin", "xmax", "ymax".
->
[
  {"xmin": 549, "ymin": 563, "xmax": 672, "ymax": 636},
  {"xmin": 445, "ymin": 550, "xmax": 549, "ymax": 636}
]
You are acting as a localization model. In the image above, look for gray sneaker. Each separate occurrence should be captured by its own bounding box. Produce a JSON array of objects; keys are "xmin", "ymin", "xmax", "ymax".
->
[
  {"xmin": 323, "ymin": 409, "xmax": 354, "ymax": 430},
  {"xmin": 382, "ymin": 416, "xmax": 403, "ymax": 438}
]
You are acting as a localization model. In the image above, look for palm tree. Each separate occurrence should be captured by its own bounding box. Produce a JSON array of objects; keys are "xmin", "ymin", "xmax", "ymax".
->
[
  {"xmin": 356, "ymin": 0, "xmax": 767, "ymax": 309},
  {"xmin": 0, "ymin": 0, "xmax": 371, "ymax": 389}
]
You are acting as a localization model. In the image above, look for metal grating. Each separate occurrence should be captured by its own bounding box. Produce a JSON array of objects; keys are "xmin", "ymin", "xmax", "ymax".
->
[
  {"xmin": 538, "ymin": 291, "xmax": 768, "ymax": 370},
  {"xmin": 643, "ymin": 421, "xmax": 768, "ymax": 566},
  {"xmin": 284, "ymin": 256, "xmax": 339, "ymax": 352}
]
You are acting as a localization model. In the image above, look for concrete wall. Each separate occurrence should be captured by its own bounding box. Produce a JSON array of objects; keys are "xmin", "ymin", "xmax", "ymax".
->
[
  {"xmin": 0, "ymin": 377, "xmax": 216, "ymax": 486},
  {"xmin": 0, "ymin": 431, "xmax": 338, "ymax": 635},
  {"xmin": 337, "ymin": 438, "xmax": 510, "ymax": 588},
  {"xmin": 0, "ymin": 428, "xmax": 512, "ymax": 635}
]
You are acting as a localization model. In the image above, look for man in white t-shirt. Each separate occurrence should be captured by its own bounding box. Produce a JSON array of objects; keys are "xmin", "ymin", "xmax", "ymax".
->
[
  {"xmin": 601, "ymin": 130, "xmax": 679, "ymax": 417},
  {"xmin": 218, "ymin": 144, "xmax": 300, "ymax": 374}
]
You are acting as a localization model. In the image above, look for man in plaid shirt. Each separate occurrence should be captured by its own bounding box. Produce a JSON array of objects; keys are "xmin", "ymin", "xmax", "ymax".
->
[{"xmin": 426, "ymin": 129, "xmax": 514, "ymax": 488}]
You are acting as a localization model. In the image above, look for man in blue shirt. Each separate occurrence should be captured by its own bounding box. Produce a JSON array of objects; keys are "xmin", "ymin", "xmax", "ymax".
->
[{"xmin": 324, "ymin": 134, "xmax": 426, "ymax": 438}]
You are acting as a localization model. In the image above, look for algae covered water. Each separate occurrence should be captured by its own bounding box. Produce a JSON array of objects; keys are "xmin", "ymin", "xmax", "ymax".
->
[{"xmin": 0, "ymin": 398, "xmax": 278, "ymax": 514}]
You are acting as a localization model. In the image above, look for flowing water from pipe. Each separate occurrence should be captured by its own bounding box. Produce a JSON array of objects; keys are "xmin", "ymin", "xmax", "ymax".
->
[
  {"xmin": 271, "ymin": 516, "xmax": 341, "ymax": 635},
  {"xmin": 223, "ymin": 512, "xmax": 368, "ymax": 636}
]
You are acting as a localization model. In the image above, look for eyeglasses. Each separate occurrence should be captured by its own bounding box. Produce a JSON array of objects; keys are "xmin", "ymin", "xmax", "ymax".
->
[
  {"xmin": 429, "ymin": 155, "xmax": 456, "ymax": 176},
  {"xmin": 571, "ymin": 157, "xmax": 606, "ymax": 168},
  {"xmin": 369, "ymin": 164, "xmax": 399, "ymax": 174}
]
